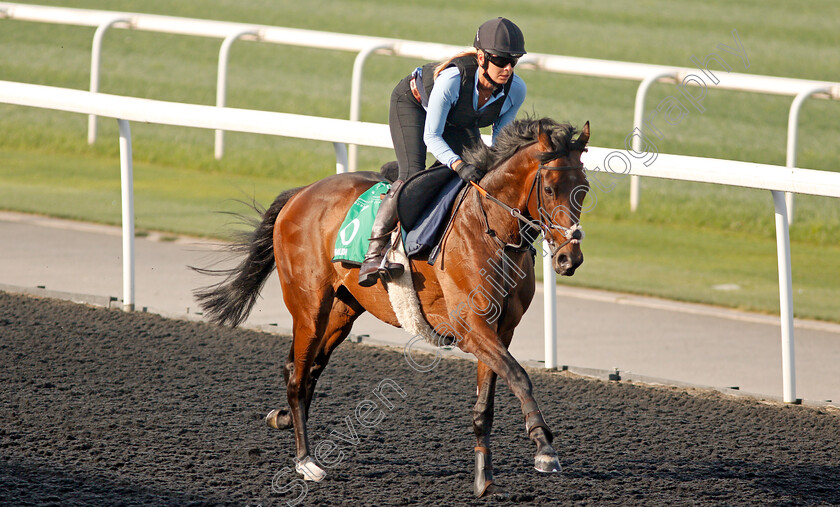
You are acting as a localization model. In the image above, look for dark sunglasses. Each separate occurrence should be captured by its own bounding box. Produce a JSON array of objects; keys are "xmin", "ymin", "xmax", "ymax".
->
[{"xmin": 486, "ymin": 53, "xmax": 519, "ymax": 68}]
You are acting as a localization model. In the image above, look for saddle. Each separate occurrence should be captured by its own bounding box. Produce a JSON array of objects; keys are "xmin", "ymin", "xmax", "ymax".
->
[{"xmin": 393, "ymin": 163, "xmax": 466, "ymax": 262}]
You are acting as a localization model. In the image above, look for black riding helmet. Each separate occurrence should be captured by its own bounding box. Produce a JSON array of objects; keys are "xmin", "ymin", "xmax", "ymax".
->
[{"xmin": 473, "ymin": 17, "xmax": 526, "ymax": 59}]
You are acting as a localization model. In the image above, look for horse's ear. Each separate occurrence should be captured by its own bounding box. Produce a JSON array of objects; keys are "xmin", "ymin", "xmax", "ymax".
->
[
  {"xmin": 576, "ymin": 121, "xmax": 590, "ymax": 146},
  {"xmin": 537, "ymin": 122, "xmax": 552, "ymax": 151}
]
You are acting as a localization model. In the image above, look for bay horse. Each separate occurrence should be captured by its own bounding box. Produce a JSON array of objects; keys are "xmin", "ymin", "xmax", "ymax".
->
[{"xmin": 194, "ymin": 117, "xmax": 590, "ymax": 498}]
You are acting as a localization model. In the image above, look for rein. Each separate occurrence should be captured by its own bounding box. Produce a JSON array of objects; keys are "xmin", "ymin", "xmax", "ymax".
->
[{"xmin": 470, "ymin": 159, "xmax": 585, "ymax": 257}]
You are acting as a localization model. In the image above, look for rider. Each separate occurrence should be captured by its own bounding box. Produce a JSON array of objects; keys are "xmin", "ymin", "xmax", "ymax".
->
[{"xmin": 358, "ymin": 17, "xmax": 528, "ymax": 287}]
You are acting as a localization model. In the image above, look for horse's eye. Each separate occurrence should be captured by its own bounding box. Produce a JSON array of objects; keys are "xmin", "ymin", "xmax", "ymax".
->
[{"xmin": 543, "ymin": 186, "xmax": 554, "ymax": 196}]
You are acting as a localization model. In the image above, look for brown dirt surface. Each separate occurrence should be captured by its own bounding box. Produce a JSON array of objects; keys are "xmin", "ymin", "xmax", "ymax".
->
[{"xmin": 2, "ymin": 291, "xmax": 839, "ymax": 506}]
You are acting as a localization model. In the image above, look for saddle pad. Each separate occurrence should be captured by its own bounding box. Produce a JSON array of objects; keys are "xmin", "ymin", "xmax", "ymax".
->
[{"xmin": 332, "ymin": 181, "xmax": 391, "ymax": 265}]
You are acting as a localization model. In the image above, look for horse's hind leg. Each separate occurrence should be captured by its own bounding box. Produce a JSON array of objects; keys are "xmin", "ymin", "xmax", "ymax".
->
[
  {"xmin": 278, "ymin": 294, "xmax": 334, "ymax": 482},
  {"xmin": 473, "ymin": 361, "xmax": 508, "ymax": 498},
  {"xmin": 264, "ymin": 351, "xmax": 296, "ymax": 430},
  {"xmin": 267, "ymin": 288, "xmax": 364, "ymax": 481},
  {"xmin": 267, "ymin": 288, "xmax": 364, "ymax": 429},
  {"xmin": 305, "ymin": 289, "xmax": 364, "ymax": 418},
  {"xmin": 267, "ymin": 290, "xmax": 364, "ymax": 430}
]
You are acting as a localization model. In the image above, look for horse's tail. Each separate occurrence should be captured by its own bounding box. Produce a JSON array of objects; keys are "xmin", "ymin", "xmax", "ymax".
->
[{"xmin": 192, "ymin": 186, "xmax": 305, "ymax": 327}]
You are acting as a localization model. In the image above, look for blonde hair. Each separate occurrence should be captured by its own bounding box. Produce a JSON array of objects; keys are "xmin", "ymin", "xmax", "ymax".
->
[{"xmin": 433, "ymin": 49, "xmax": 478, "ymax": 79}]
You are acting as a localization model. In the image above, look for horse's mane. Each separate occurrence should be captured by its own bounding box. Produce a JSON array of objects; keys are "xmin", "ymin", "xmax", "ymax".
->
[{"xmin": 461, "ymin": 117, "xmax": 579, "ymax": 172}]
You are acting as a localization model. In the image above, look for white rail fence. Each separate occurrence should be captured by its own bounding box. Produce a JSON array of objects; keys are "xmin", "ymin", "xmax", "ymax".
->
[
  {"xmin": 2, "ymin": 2, "xmax": 839, "ymax": 221},
  {"xmin": 3, "ymin": 80, "xmax": 840, "ymax": 404}
]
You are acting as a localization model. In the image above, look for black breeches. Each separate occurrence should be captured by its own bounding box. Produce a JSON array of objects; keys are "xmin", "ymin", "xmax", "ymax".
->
[
  {"xmin": 389, "ymin": 76, "xmax": 483, "ymax": 182},
  {"xmin": 389, "ymin": 77, "xmax": 427, "ymax": 182}
]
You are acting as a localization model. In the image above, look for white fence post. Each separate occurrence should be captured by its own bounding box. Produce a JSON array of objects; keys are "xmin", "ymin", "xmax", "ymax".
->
[
  {"xmin": 543, "ymin": 243, "xmax": 558, "ymax": 369},
  {"xmin": 89, "ymin": 17, "xmax": 131, "ymax": 145},
  {"xmin": 630, "ymin": 71, "xmax": 677, "ymax": 212},
  {"xmin": 215, "ymin": 29, "xmax": 259, "ymax": 160},
  {"xmin": 349, "ymin": 43, "xmax": 393, "ymax": 172},
  {"xmin": 117, "ymin": 119, "xmax": 135, "ymax": 311},
  {"xmin": 333, "ymin": 142, "xmax": 348, "ymax": 174},
  {"xmin": 771, "ymin": 190, "xmax": 797, "ymax": 403},
  {"xmin": 785, "ymin": 85, "xmax": 833, "ymax": 225}
]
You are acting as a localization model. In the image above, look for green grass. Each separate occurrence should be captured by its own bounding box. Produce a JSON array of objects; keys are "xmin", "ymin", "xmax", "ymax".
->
[
  {"xmin": 1, "ymin": 0, "xmax": 839, "ymax": 321},
  {"xmin": 0, "ymin": 149, "xmax": 288, "ymax": 235},
  {"xmin": 536, "ymin": 219, "xmax": 840, "ymax": 322}
]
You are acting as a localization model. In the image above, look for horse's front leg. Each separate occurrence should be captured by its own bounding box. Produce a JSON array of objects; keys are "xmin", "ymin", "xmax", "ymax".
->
[
  {"xmin": 468, "ymin": 340, "xmax": 561, "ymax": 474},
  {"xmin": 473, "ymin": 361, "xmax": 509, "ymax": 498}
]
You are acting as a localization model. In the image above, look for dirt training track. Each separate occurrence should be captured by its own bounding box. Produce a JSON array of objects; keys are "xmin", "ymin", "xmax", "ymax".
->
[{"xmin": 2, "ymin": 292, "xmax": 840, "ymax": 506}]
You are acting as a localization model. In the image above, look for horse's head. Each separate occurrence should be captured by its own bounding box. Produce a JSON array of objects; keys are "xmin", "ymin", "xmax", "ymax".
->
[
  {"xmin": 530, "ymin": 120, "xmax": 590, "ymax": 276},
  {"xmin": 463, "ymin": 118, "xmax": 591, "ymax": 276}
]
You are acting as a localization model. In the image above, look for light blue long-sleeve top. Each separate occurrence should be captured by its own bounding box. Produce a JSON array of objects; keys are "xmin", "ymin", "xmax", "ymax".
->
[{"xmin": 422, "ymin": 66, "xmax": 527, "ymax": 169}]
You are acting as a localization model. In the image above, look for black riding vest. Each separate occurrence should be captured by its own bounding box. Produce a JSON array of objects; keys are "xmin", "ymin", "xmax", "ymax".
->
[{"xmin": 419, "ymin": 55, "xmax": 513, "ymax": 129}]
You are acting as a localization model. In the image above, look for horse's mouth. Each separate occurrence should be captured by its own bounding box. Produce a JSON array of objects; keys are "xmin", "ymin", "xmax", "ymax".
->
[
  {"xmin": 554, "ymin": 252, "xmax": 583, "ymax": 276},
  {"xmin": 559, "ymin": 267, "xmax": 577, "ymax": 276}
]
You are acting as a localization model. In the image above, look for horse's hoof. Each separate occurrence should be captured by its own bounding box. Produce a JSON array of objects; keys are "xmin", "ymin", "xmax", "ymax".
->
[
  {"xmin": 534, "ymin": 454, "xmax": 561, "ymax": 473},
  {"xmin": 479, "ymin": 483, "xmax": 511, "ymax": 499},
  {"xmin": 265, "ymin": 408, "xmax": 292, "ymax": 430},
  {"xmin": 295, "ymin": 456, "xmax": 326, "ymax": 482}
]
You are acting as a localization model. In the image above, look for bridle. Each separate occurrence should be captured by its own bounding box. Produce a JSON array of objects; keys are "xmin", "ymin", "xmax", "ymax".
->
[
  {"xmin": 470, "ymin": 154, "xmax": 586, "ymax": 259},
  {"xmin": 532, "ymin": 160, "xmax": 586, "ymax": 257}
]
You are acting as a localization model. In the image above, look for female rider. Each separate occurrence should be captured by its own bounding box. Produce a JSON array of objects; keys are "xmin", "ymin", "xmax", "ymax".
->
[{"xmin": 358, "ymin": 17, "xmax": 528, "ymax": 287}]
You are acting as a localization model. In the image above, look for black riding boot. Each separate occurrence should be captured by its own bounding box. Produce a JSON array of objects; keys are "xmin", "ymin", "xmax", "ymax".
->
[{"xmin": 358, "ymin": 180, "xmax": 404, "ymax": 287}]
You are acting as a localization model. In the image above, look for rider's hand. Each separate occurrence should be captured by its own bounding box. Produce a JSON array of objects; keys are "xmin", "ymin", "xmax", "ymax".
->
[{"xmin": 455, "ymin": 162, "xmax": 485, "ymax": 184}]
